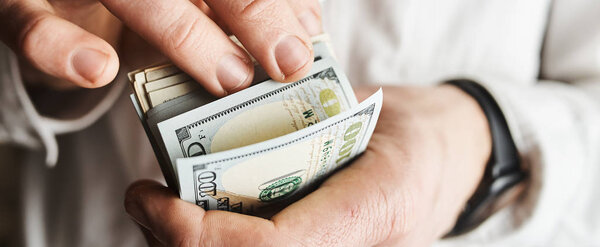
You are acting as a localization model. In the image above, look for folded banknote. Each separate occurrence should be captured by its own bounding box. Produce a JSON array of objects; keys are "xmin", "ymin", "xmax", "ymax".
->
[{"xmin": 128, "ymin": 34, "xmax": 383, "ymax": 216}]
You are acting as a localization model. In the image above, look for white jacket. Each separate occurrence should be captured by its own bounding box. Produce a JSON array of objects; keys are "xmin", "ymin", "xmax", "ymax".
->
[{"xmin": 1, "ymin": 0, "xmax": 599, "ymax": 246}]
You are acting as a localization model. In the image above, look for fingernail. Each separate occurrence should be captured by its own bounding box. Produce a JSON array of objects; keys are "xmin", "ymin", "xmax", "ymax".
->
[
  {"xmin": 275, "ymin": 36, "xmax": 311, "ymax": 77},
  {"xmin": 298, "ymin": 10, "xmax": 322, "ymax": 36},
  {"xmin": 217, "ymin": 54, "xmax": 251, "ymax": 93},
  {"xmin": 72, "ymin": 48, "xmax": 108, "ymax": 83}
]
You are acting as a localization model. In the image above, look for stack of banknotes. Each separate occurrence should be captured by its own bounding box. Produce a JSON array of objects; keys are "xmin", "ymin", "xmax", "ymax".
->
[{"xmin": 128, "ymin": 34, "xmax": 383, "ymax": 217}]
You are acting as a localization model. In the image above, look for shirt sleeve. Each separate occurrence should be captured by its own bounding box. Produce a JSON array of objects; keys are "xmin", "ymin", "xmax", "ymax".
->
[
  {"xmin": 440, "ymin": 0, "xmax": 600, "ymax": 245},
  {"xmin": 0, "ymin": 44, "xmax": 126, "ymax": 166}
]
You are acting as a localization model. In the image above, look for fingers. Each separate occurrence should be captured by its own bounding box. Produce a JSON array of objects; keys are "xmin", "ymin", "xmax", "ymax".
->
[
  {"xmin": 100, "ymin": 0, "xmax": 254, "ymax": 96},
  {"xmin": 287, "ymin": 0, "xmax": 323, "ymax": 36},
  {"xmin": 124, "ymin": 180, "xmax": 280, "ymax": 246},
  {"xmin": 0, "ymin": 0, "xmax": 119, "ymax": 88},
  {"xmin": 204, "ymin": 0, "xmax": 315, "ymax": 82}
]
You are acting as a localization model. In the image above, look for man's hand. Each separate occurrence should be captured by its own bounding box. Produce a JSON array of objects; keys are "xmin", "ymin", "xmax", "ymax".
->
[
  {"xmin": 124, "ymin": 85, "xmax": 492, "ymax": 246},
  {"xmin": 0, "ymin": 0, "xmax": 321, "ymax": 94}
]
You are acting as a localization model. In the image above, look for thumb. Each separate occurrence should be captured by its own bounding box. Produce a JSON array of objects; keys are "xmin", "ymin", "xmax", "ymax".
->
[
  {"xmin": 124, "ymin": 180, "xmax": 283, "ymax": 246},
  {"xmin": 0, "ymin": 0, "xmax": 119, "ymax": 88}
]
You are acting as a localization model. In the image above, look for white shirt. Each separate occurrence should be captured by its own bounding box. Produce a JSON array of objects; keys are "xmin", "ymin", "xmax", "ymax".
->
[{"xmin": 1, "ymin": 0, "xmax": 599, "ymax": 246}]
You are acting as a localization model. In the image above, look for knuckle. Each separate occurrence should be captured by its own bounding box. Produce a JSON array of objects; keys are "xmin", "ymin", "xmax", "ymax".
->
[
  {"xmin": 287, "ymin": 0, "xmax": 321, "ymax": 18},
  {"xmin": 323, "ymin": 200, "xmax": 362, "ymax": 245},
  {"xmin": 238, "ymin": 0, "xmax": 279, "ymax": 20},
  {"xmin": 272, "ymin": 221, "xmax": 305, "ymax": 247},
  {"xmin": 310, "ymin": 0, "xmax": 322, "ymax": 12},
  {"xmin": 170, "ymin": 233, "xmax": 201, "ymax": 247},
  {"xmin": 164, "ymin": 16, "xmax": 205, "ymax": 54},
  {"xmin": 246, "ymin": 229, "xmax": 271, "ymax": 247},
  {"xmin": 18, "ymin": 12, "xmax": 52, "ymax": 57},
  {"xmin": 342, "ymin": 201, "xmax": 363, "ymax": 224},
  {"xmin": 372, "ymin": 183, "xmax": 397, "ymax": 243},
  {"xmin": 174, "ymin": 233, "xmax": 201, "ymax": 247},
  {"xmin": 365, "ymin": 179, "xmax": 417, "ymax": 244},
  {"xmin": 394, "ymin": 187, "xmax": 418, "ymax": 238},
  {"xmin": 160, "ymin": 202, "xmax": 202, "ymax": 246},
  {"xmin": 304, "ymin": 0, "xmax": 322, "ymax": 17}
]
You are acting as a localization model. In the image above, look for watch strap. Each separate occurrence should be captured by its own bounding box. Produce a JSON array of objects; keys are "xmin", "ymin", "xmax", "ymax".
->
[{"xmin": 444, "ymin": 79, "xmax": 527, "ymax": 237}]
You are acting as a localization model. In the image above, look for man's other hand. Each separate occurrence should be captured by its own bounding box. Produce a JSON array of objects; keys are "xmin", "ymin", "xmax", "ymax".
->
[{"xmin": 124, "ymin": 85, "xmax": 492, "ymax": 246}]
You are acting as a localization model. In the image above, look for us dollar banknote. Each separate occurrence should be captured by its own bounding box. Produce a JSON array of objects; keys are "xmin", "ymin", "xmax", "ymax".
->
[
  {"xmin": 176, "ymin": 90, "xmax": 382, "ymax": 215},
  {"xmin": 157, "ymin": 57, "xmax": 358, "ymax": 184},
  {"xmin": 129, "ymin": 34, "xmax": 384, "ymax": 214}
]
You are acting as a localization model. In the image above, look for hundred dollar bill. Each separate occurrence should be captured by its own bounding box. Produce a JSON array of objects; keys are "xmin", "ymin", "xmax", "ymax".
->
[
  {"xmin": 157, "ymin": 57, "xmax": 357, "ymax": 184},
  {"xmin": 176, "ymin": 89, "xmax": 382, "ymax": 215}
]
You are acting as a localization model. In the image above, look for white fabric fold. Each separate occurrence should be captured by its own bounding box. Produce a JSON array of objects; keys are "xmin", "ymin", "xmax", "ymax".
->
[{"xmin": 0, "ymin": 44, "xmax": 126, "ymax": 166}]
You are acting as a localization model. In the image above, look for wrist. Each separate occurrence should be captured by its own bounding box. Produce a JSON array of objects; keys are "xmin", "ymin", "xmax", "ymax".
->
[
  {"xmin": 443, "ymin": 79, "xmax": 526, "ymax": 237},
  {"xmin": 373, "ymin": 85, "xmax": 492, "ymax": 236},
  {"xmin": 429, "ymin": 85, "xmax": 493, "ymax": 235}
]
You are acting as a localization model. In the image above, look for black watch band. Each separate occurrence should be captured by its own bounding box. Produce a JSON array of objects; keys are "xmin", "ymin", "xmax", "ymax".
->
[{"xmin": 444, "ymin": 79, "xmax": 527, "ymax": 237}]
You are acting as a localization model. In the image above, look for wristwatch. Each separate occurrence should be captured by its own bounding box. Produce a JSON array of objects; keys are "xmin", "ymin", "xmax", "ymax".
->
[{"xmin": 444, "ymin": 79, "xmax": 528, "ymax": 237}]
